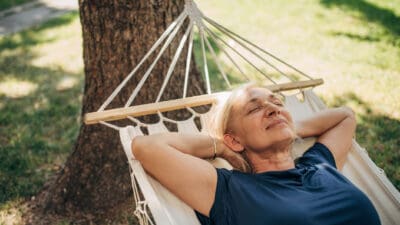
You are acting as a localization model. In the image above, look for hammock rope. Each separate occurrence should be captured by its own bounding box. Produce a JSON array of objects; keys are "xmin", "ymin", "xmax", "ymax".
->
[
  {"xmin": 99, "ymin": 121, "xmax": 120, "ymax": 131},
  {"xmin": 203, "ymin": 24, "xmax": 292, "ymax": 83},
  {"xmin": 202, "ymin": 26, "xmax": 249, "ymax": 81},
  {"xmin": 199, "ymin": 27, "xmax": 212, "ymax": 94},
  {"xmin": 183, "ymin": 27, "xmax": 194, "ymax": 98},
  {"xmin": 203, "ymin": 28, "xmax": 232, "ymax": 88},
  {"xmin": 98, "ymin": 11, "xmax": 187, "ymax": 111},
  {"xmin": 156, "ymin": 22, "xmax": 194, "ymax": 103},
  {"xmin": 96, "ymin": 0, "xmax": 316, "ymax": 116},
  {"xmin": 203, "ymin": 15, "xmax": 314, "ymax": 80},
  {"xmin": 124, "ymin": 13, "xmax": 188, "ymax": 108},
  {"xmin": 202, "ymin": 25, "xmax": 278, "ymax": 84}
]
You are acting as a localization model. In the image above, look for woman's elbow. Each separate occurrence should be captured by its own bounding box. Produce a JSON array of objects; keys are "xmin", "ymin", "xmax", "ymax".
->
[
  {"xmin": 342, "ymin": 107, "xmax": 357, "ymax": 133},
  {"xmin": 131, "ymin": 136, "xmax": 148, "ymax": 160},
  {"xmin": 341, "ymin": 106, "xmax": 355, "ymax": 120}
]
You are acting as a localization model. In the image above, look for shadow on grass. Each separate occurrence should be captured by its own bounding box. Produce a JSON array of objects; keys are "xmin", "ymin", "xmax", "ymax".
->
[
  {"xmin": 0, "ymin": 10, "xmax": 79, "ymax": 50},
  {"xmin": 328, "ymin": 31, "xmax": 381, "ymax": 42},
  {"xmin": 0, "ymin": 0, "xmax": 32, "ymax": 11},
  {"xmin": 0, "ymin": 12, "xmax": 83, "ymax": 206},
  {"xmin": 0, "ymin": 57, "xmax": 83, "ymax": 206},
  {"xmin": 326, "ymin": 92, "xmax": 400, "ymax": 191},
  {"xmin": 320, "ymin": 0, "xmax": 400, "ymax": 46}
]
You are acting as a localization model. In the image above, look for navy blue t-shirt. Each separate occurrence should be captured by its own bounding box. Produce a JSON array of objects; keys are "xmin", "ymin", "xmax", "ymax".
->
[{"xmin": 196, "ymin": 142, "xmax": 381, "ymax": 225}]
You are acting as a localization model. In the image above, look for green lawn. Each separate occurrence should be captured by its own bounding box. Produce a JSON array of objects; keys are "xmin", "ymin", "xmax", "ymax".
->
[
  {"xmin": 0, "ymin": 0, "xmax": 399, "ymax": 221},
  {"xmin": 0, "ymin": 11, "xmax": 83, "ymax": 211},
  {"xmin": 0, "ymin": 0, "xmax": 32, "ymax": 11}
]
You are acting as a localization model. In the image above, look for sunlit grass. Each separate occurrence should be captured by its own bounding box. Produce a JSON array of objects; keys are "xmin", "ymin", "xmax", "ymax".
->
[
  {"xmin": 0, "ymin": 78, "xmax": 38, "ymax": 98},
  {"xmin": 0, "ymin": 11, "xmax": 83, "ymax": 210}
]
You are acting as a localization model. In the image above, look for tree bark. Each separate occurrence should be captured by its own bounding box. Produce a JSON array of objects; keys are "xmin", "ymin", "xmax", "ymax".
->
[{"xmin": 33, "ymin": 0, "xmax": 205, "ymax": 222}]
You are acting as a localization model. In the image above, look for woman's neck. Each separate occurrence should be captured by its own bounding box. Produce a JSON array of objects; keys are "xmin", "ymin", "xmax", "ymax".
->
[{"xmin": 246, "ymin": 141, "xmax": 295, "ymax": 173}]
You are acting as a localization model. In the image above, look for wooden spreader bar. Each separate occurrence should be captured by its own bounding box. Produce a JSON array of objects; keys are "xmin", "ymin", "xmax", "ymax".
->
[{"xmin": 84, "ymin": 79, "xmax": 323, "ymax": 124}]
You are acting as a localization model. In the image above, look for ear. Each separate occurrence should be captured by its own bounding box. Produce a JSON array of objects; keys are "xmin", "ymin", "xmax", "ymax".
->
[{"xmin": 223, "ymin": 133, "xmax": 244, "ymax": 153}]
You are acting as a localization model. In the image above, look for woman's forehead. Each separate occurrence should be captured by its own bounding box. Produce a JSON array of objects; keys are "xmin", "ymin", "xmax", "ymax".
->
[
  {"xmin": 237, "ymin": 87, "xmax": 273, "ymax": 103},
  {"xmin": 233, "ymin": 87, "xmax": 273, "ymax": 109},
  {"xmin": 248, "ymin": 87, "xmax": 273, "ymax": 97}
]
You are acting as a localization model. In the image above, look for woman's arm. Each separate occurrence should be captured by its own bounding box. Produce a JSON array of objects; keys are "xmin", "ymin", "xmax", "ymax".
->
[
  {"xmin": 295, "ymin": 106, "xmax": 356, "ymax": 170},
  {"xmin": 131, "ymin": 133, "xmax": 248, "ymax": 216}
]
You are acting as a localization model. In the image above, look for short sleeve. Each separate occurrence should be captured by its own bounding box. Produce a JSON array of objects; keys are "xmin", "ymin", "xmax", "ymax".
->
[
  {"xmin": 296, "ymin": 142, "xmax": 337, "ymax": 168},
  {"xmin": 195, "ymin": 168, "xmax": 232, "ymax": 225}
]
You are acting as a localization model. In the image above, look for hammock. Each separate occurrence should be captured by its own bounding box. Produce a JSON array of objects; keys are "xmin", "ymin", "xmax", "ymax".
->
[{"xmin": 84, "ymin": 1, "xmax": 400, "ymax": 224}]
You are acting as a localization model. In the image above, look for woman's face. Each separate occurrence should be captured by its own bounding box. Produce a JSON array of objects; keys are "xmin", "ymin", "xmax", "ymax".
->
[{"xmin": 227, "ymin": 87, "xmax": 296, "ymax": 152}]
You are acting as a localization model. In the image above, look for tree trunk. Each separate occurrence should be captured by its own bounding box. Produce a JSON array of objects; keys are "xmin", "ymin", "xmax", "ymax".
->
[{"xmin": 32, "ymin": 0, "xmax": 205, "ymax": 222}]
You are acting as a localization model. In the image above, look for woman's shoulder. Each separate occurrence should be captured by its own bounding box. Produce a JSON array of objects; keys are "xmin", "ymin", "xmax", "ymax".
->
[
  {"xmin": 296, "ymin": 142, "xmax": 337, "ymax": 168},
  {"xmin": 215, "ymin": 168, "xmax": 233, "ymax": 184}
]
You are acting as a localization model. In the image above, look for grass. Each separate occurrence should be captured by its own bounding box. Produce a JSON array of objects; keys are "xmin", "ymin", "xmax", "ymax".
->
[
  {"xmin": 0, "ymin": 0, "xmax": 399, "ymax": 222},
  {"xmin": 0, "ymin": 0, "xmax": 32, "ymax": 11},
  {"xmin": 0, "ymin": 11, "xmax": 83, "ymax": 210}
]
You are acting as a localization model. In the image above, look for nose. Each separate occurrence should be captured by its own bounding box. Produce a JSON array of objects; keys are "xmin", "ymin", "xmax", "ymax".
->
[{"xmin": 264, "ymin": 103, "xmax": 281, "ymax": 117}]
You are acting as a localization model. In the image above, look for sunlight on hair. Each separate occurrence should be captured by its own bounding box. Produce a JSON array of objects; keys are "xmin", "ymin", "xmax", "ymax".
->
[{"xmin": 0, "ymin": 79, "xmax": 38, "ymax": 98}]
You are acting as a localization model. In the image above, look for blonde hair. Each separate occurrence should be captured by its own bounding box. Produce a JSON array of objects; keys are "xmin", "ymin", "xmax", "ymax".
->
[{"xmin": 213, "ymin": 82, "xmax": 258, "ymax": 139}]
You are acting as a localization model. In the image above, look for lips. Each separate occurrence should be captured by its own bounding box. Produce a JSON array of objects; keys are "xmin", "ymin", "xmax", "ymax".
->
[{"xmin": 265, "ymin": 118, "xmax": 287, "ymax": 130}]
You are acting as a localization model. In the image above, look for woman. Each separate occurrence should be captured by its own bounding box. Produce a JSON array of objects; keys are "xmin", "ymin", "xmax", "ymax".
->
[{"xmin": 131, "ymin": 84, "xmax": 381, "ymax": 225}]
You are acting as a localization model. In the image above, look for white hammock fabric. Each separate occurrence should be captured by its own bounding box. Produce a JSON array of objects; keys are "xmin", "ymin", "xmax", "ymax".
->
[{"xmin": 84, "ymin": 0, "xmax": 400, "ymax": 224}]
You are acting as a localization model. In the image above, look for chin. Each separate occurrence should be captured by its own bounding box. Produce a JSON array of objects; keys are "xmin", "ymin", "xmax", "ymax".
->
[{"xmin": 279, "ymin": 127, "xmax": 296, "ymax": 140}]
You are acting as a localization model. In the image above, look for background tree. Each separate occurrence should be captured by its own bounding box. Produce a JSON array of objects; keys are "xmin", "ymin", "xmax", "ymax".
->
[{"xmin": 29, "ymin": 0, "xmax": 205, "ymax": 223}]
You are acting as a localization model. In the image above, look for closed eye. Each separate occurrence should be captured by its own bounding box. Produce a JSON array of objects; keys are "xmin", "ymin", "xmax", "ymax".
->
[{"xmin": 248, "ymin": 105, "xmax": 263, "ymax": 114}]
